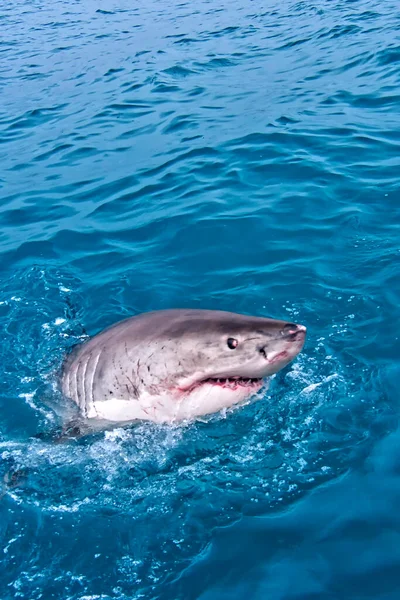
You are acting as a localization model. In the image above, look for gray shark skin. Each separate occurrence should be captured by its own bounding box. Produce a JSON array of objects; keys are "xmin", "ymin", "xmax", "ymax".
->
[{"xmin": 60, "ymin": 308, "xmax": 306, "ymax": 430}]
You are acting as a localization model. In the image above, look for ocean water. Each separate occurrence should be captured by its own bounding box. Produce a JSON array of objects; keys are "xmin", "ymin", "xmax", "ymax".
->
[{"xmin": 0, "ymin": 0, "xmax": 399, "ymax": 597}]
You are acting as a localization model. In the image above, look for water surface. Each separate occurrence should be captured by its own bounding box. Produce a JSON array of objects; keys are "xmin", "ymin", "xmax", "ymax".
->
[{"xmin": 1, "ymin": 0, "xmax": 399, "ymax": 598}]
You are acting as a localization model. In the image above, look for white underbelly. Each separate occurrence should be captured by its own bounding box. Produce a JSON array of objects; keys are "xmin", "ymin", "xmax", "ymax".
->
[
  {"xmin": 87, "ymin": 392, "xmax": 178, "ymax": 424},
  {"xmin": 86, "ymin": 381, "xmax": 267, "ymax": 425}
]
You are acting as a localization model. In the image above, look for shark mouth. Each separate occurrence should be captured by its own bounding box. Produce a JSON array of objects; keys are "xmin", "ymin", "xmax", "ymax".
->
[
  {"xmin": 177, "ymin": 376, "xmax": 267, "ymax": 396},
  {"xmin": 196, "ymin": 377, "xmax": 264, "ymax": 391}
]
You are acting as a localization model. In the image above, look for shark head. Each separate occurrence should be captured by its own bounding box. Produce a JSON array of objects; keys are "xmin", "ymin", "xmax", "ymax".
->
[
  {"xmin": 135, "ymin": 309, "xmax": 307, "ymax": 421},
  {"xmin": 62, "ymin": 308, "xmax": 307, "ymax": 426}
]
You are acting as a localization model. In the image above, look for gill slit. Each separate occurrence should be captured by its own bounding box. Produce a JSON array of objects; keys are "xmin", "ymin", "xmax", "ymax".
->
[
  {"xmin": 81, "ymin": 355, "xmax": 90, "ymax": 417},
  {"xmin": 89, "ymin": 349, "xmax": 102, "ymax": 417}
]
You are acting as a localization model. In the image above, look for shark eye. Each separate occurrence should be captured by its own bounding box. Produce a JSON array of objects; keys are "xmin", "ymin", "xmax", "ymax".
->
[{"xmin": 227, "ymin": 338, "xmax": 239, "ymax": 349}]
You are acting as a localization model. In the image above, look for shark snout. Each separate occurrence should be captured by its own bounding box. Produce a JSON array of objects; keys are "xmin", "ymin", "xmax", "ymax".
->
[
  {"xmin": 257, "ymin": 321, "xmax": 306, "ymax": 362},
  {"xmin": 255, "ymin": 321, "xmax": 306, "ymax": 374}
]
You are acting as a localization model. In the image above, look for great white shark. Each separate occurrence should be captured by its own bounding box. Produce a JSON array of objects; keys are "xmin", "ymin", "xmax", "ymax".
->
[{"xmin": 60, "ymin": 308, "xmax": 306, "ymax": 431}]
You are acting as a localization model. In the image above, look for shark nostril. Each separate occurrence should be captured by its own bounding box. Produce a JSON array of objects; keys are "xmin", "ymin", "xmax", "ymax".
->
[
  {"xmin": 282, "ymin": 323, "xmax": 299, "ymax": 335},
  {"xmin": 259, "ymin": 347, "xmax": 267, "ymax": 358},
  {"xmin": 282, "ymin": 323, "xmax": 299, "ymax": 333},
  {"xmin": 281, "ymin": 322, "xmax": 307, "ymax": 341}
]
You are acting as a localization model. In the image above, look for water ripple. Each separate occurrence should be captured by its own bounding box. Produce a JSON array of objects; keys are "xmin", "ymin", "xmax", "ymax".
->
[{"xmin": 0, "ymin": 0, "xmax": 399, "ymax": 598}]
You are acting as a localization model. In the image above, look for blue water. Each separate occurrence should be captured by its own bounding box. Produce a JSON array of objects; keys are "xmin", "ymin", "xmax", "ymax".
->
[{"xmin": 1, "ymin": 0, "xmax": 399, "ymax": 597}]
